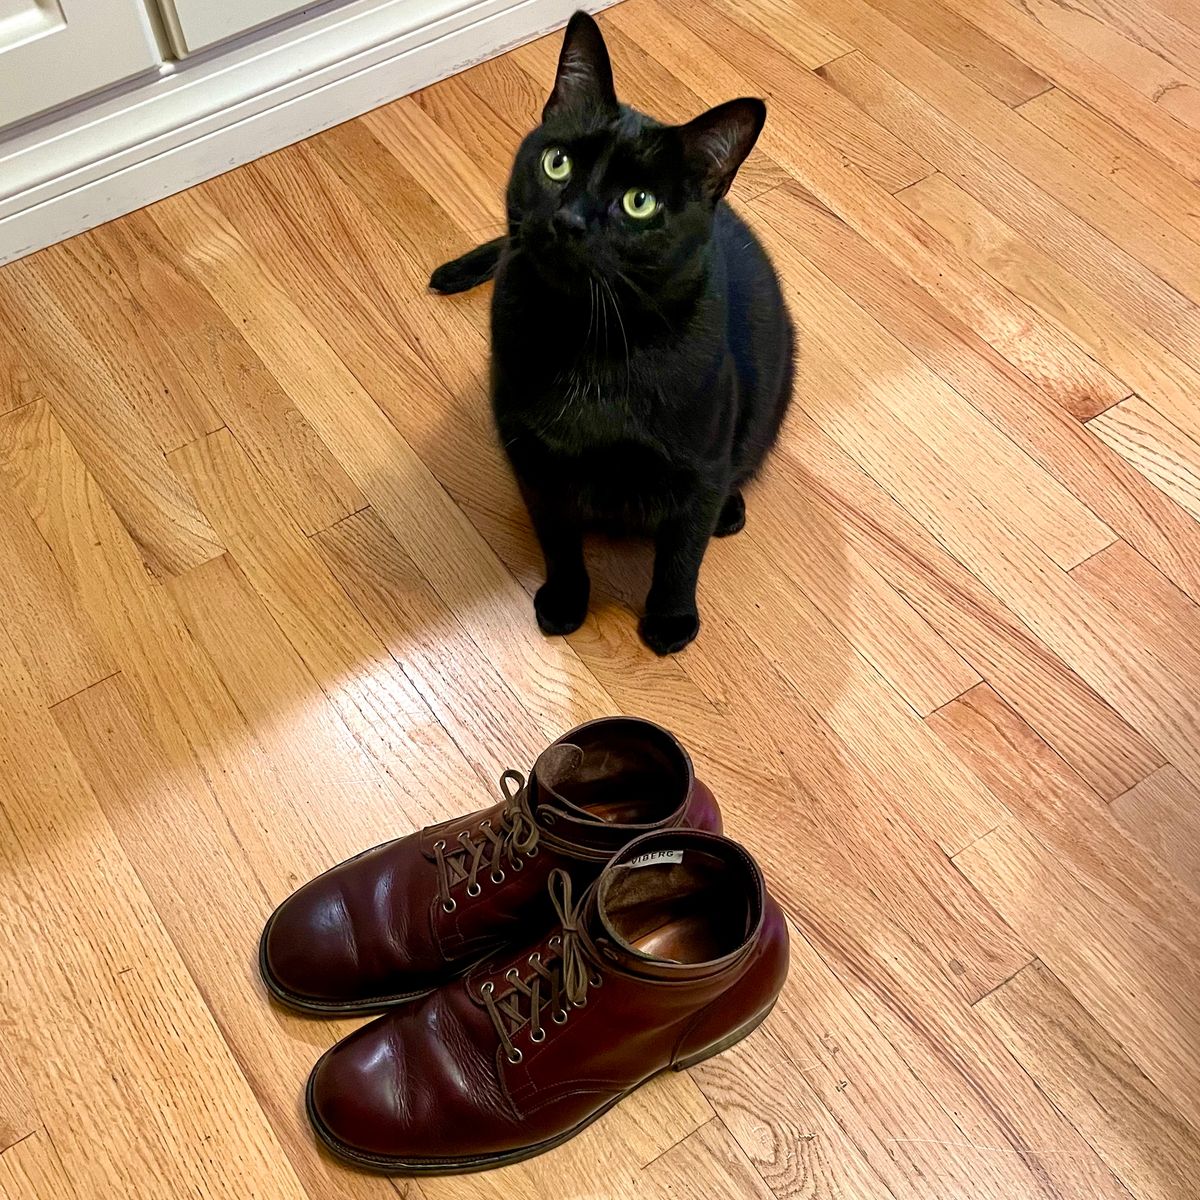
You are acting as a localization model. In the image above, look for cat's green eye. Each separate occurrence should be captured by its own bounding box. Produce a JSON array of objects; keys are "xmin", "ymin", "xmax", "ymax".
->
[
  {"xmin": 622, "ymin": 188, "xmax": 658, "ymax": 220},
  {"xmin": 541, "ymin": 147, "xmax": 572, "ymax": 182}
]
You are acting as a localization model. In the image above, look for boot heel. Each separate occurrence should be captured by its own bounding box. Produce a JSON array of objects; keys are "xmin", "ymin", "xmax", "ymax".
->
[{"xmin": 672, "ymin": 999, "xmax": 777, "ymax": 1071}]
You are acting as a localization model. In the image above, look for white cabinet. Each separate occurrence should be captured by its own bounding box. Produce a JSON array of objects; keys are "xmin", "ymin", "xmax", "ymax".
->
[
  {"xmin": 0, "ymin": 0, "xmax": 162, "ymax": 127},
  {"xmin": 157, "ymin": 0, "xmax": 323, "ymax": 54}
]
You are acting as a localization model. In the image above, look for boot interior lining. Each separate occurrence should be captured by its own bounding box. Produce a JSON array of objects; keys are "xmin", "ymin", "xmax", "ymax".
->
[
  {"xmin": 558, "ymin": 724, "xmax": 688, "ymax": 825},
  {"xmin": 601, "ymin": 850, "xmax": 756, "ymax": 964}
]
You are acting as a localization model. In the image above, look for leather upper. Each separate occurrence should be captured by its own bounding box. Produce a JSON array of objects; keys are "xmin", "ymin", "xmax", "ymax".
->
[
  {"xmin": 261, "ymin": 717, "xmax": 722, "ymax": 1011},
  {"xmin": 306, "ymin": 829, "xmax": 790, "ymax": 1167}
]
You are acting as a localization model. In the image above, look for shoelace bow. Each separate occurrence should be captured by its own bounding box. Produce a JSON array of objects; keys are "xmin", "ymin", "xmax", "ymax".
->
[
  {"xmin": 481, "ymin": 868, "xmax": 602, "ymax": 1065},
  {"xmin": 433, "ymin": 770, "xmax": 540, "ymax": 913}
]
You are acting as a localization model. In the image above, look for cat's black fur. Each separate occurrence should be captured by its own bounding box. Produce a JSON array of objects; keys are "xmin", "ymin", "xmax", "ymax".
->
[{"xmin": 431, "ymin": 11, "xmax": 793, "ymax": 654}]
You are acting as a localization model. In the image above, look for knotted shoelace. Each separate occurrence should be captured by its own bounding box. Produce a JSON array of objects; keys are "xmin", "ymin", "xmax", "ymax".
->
[
  {"xmin": 433, "ymin": 770, "xmax": 540, "ymax": 913},
  {"xmin": 481, "ymin": 868, "xmax": 603, "ymax": 1065}
]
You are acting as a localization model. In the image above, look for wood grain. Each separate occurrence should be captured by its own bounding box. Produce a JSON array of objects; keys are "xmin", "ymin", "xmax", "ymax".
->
[
  {"xmin": 978, "ymin": 961, "xmax": 1200, "ymax": 1200},
  {"xmin": 3, "ymin": 0, "xmax": 1200, "ymax": 1193},
  {"xmin": 1089, "ymin": 396, "xmax": 1200, "ymax": 524},
  {"xmin": 1110, "ymin": 766, "xmax": 1200, "ymax": 898}
]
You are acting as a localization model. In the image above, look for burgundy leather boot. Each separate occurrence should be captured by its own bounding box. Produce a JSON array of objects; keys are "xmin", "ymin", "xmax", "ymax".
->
[
  {"xmin": 260, "ymin": 718, "xmax": 721, "ymax": 1014},
  {"xmin": 305, "ymin": 829, "xmax": 789, "ymax": 1174}
]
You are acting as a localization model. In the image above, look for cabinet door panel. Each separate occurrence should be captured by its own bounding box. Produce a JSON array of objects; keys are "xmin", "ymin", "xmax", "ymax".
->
[
  {"xmin": 157, "ymin": 0, "xmax": 326, "ymax": 53},
  {"xmin": 0, "ymin": 0, "xmax": 162, "ymax": 129}
]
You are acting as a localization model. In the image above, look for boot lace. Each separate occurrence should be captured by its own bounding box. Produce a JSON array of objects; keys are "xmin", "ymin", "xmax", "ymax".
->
[
  {"xmin": 481, "ymin": 869, "xmax": 603, "ymax": 1064},
  {"xmin": 433, "ymin": 770, "xmax": 540, "ymax": 913}
]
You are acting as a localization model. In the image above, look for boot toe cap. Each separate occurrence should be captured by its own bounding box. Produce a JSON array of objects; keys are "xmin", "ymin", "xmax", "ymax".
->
[{"xmin": 261, "ymin": 876, "xmax": 363, "ymax": 1008}]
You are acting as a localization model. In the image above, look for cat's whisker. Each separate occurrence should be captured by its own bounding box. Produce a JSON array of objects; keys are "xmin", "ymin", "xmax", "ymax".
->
[{"xmin": 602, "ymin": 276, "xmax": 632, "ymax": 391}]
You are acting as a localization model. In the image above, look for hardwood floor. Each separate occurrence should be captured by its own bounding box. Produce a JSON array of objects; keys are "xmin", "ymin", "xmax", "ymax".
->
[{"xmin": 2, "ymin": 0, "xmax": 1199, "ymax": 1195}]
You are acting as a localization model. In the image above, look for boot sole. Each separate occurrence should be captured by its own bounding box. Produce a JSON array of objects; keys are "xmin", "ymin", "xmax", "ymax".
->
[
  {"xmin": 304, "ymin": 998, "xmax": 777, "ymax": 1175},
  {"xmin": 257, "ymin": 904, "xmax": 443, "ymax": 1016}
]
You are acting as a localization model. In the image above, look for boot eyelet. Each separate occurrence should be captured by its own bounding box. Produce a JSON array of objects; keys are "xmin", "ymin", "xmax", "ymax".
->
[
  {"xmin": 506, "ymin": 1047, "xmax": 523, "ymax": 1065},
  {"xmin": 530, "ymin": 1028, "xmax": 546, "ymax": 1043},
  {"xmin": 574, "ymin": 996, "xmax": 588, "ymax": 1009},
  {"xmin": 549, "ymin": 935, "xmax": 561, "ymax": 949},
  {"xmin": 552, "ymin": 1009, "xmax": 569, "ymax": 1024},
  {"xmin": 480, "ymin": 819, "xmax": 492, "ymax": 830},
  {"xmin": 490, "ymin": 869, "xmax": 506, "ymax": 885},
  {"xmin": 433, "ymin": 839, "xmax": 446, "ymax": 851},
  {"xmin": 526, "ymin": 846, "xmax": 539, "ymax": 858},
  {"xmin": 466, "ymin": 882, "xmax": 482, "ymax": 897},
  {"xmin": 505, "ymin": 968, "xmax": 521, "ymax": 983},
  {"xmin": 589, "ymin": 974, "xmax": 604, "ymax": 988},
  {"xmin": 528, "ymin": 953, "xmax": 542, "ymax": 966},
  {"xmin": 480, "ymin": 981, "xmax": 495, "ymax": 997},
  {"xmin": 457, "ymin": 831, "xmax": 471, "ymax": 844},
  {"xmin": 441, "ymin": 898, "xmax": 457, "ymax": 913},
  {"xmin": 511, "ymin": 858, "xmax": 524, "ymax": 872}
]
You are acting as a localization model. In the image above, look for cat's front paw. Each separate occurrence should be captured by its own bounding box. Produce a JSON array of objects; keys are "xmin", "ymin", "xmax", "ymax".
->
[
  {"xmin": 535, "ymin": 576, "xmax": 590, "ymax": 636},
  {"xmin": 640, "ymin": 611, "xmax": 700, "ymax": 656}
]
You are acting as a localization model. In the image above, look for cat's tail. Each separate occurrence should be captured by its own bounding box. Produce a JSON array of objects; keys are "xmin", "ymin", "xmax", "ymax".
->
[{"xmin": 428, "ymin": 236, "xmax": 505, "ymax": 294}]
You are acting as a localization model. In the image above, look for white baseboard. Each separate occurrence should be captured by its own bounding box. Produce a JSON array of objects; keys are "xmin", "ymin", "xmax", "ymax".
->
[{"xmin": 0, "ymin": 0, "xmax": 611, "ymax": 265}]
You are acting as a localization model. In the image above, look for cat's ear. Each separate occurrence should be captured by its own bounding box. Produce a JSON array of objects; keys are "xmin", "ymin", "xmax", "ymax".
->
[
  {"xmin": 543, "ymin": 11, "xmax": 618, "ymax": 120},
  {"xmin": 678, "ymin": 98, "xmax": 767, "ymax": 200}
]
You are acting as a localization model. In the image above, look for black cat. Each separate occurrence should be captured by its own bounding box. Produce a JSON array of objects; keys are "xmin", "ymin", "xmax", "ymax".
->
[{"xmin": 431, "ymin": 11, "xmax": 794, "ymax": 654}]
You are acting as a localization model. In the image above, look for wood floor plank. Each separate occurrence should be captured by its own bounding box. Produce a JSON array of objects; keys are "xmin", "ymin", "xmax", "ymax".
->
[
  {"xmin": 676, "ymin": 606, "xmax": 1028, "ymax": 1004},
  {"xmin": 1070, "ymin": 541, "xmax": 1200, "ymax": 788},
  {"xmin": 1110, "ymin": 766, "xmax": 1200, "ymax": 898},
  {"xmin": 942, "ymin": 683, "xmax": 1200, "ymax": 1131},
  {"xmin": 313, "ymin": 508, "xmax": 550, "ymax": 785},
  {"xmin": 1067, "ymin": 0, "xmax": 1200, "ymax": 86},
  {"xmin": 1018, "ymin": 86, "xmax": 1200, "ymax": 249},
  {"xmin": 0, "ymin": 622, "xmax": 309, "ymax": 1200},
  {"xmin": 807, "ymin": 12, "xmax": 1200, "ymax": 365},
  {"xmin": 622, "ymin": 0, "xmax": 1129, "ymax": 414},
  {"xmin": 864, "ymin": 0, "xmax": 1053, "ymax": 106},
  {"xmin": 930, "ymin": 683, "xmax": 1200, "ymax": 960},
  {"xmin": 168, "ymin": 428, "xmax": 492, "ymax": 812},
  {"xmin": 52, "ymin": 671, "xmax": 416, "ymax": 1200},
  {"xmin": 776, "ymin": 414, "xmax": 1161, "ymax": 800},
  {"xmin": 1003, "ymin": 0, "xmax": 1200, "ymax": 130},
  {"xmin": 29, "ymin": 232, "xmax": 224, "ymax": 449},
  {"xmin": 148, "ymin": 184, "xmax": 613, "ymax": 736},
  {"xmin": 751, "ymin": 179, "xmax": 1200, "ymax": 611},
  {"xmin": 0, "ymin": 1131, "xmax": 80, "ymax": 1200},
  {"xmin": 978, "ymin": 961, "xmax": 1200, "ymax": 1200},
  {"xmin": 610, "ymin": 0, "xmax": 935, "ymax": 194},
  {"xmin": 361, "ymin": 95, "xmax": 505, "ymax": 239},
  {"xmin": 0, "ymin": 466, "xmax": 112, "ymax": 704},
  {"xmin": 936, "ymin": 0, "xmax": 1200, "ymax": 180},
  {"xmin": 778, "ymin": 317, "xmax": 1200, "ymax": 789},
  {"xmin": 642, "ymin": 1119, "xmax": 777, "ymax": 1199},
  {"xmin": 957, "ymin": 820, "xmax": 1200, "ymax": 1134},
  {"xmin": 892, "ymin": 168, "xmax": 1200, "ymax": 444},
  {"xmin": 1088, "ymin": 396, "xmax": 1200, "ymax": 524},
  {"xmin": 96, "ymin": 210, "xmax": 368, "ymax": 536},
  {"xmin": 0, "ymin": 1057, "xmax": 36, "ymax": 1158},
  {"xmin": 711, "ymin": 0, "xmax": 851, "ymax": 69},
  {"xmin": 746, "ymin": 187, "xmax": 1117, "ymax": 572},
  {"xmin": 0, "ymin": 287, "xmax": 223, "ymax": 578},
  {"xmin": 7, "ymin": 237, "xmax": 220, "ymax": 453},
  {"xmin": 0, "ymin": 400, "xmax": 424, "ymax": 913},
  {"xmin": 695, "ymin": 768, "xmax": 1119, "ymax": 1200}
]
